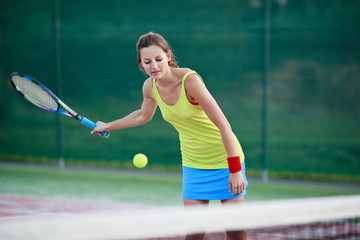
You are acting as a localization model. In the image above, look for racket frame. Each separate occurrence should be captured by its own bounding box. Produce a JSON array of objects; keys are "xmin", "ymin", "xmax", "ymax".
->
[{"xmin": 9, "ymin": 72, "xmax": 109, "ymax": 138}]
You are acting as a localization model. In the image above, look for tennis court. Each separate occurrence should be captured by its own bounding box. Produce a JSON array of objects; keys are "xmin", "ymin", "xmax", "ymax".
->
[
  {"xmin": 1, "ymin": 164, "xmax": 360, "ymax": 239},
  {"xmin": 1, "ymin": 194, "xmax": 359, "ymax": 239},
  {"xmin": 1, "ymin": 1, "xmax": 360, "ymax": 239}
]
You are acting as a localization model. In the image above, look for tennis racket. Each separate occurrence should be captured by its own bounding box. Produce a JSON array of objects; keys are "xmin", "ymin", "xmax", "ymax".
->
[{"xmin": 9, "ymin": 72, "xmax": 109, "ymax": 138}]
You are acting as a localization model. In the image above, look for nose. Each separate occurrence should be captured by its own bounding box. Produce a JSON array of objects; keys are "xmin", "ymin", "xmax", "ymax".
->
[{"xmin": 150, "ymin": 60, "xmax": 158, "ymax": 70}]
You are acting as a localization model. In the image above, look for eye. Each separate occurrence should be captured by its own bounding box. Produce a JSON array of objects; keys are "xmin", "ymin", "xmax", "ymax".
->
[{"xmin": 156, "ymin": 58, "xmax": 163, "ymax": 62}]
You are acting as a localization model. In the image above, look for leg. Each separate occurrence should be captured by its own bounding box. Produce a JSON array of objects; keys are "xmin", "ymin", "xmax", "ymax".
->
[
  {"xmin": 183, "ymin": 199, "xmax": 209, "ymax": 240},
  {"xmin": 221, "ymin": 197, "xmax": 247, "ymax": 240}
]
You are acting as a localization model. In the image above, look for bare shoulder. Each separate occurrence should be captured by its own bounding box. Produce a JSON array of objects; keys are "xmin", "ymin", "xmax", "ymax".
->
[
  {"xmin": 143, "ymin": 77, "xmax": 155, "ymax": 99},
  {"xmin": 184, "ymin": 71, "xmax": 209, "ymax": 103},
  {"xmin": 143, "ymin": 77, "xmax": 153, "ymax": 88},
  {"xmin": 172, "ymin": 67, "xmax": 192, "ymax": 78},
  {"xmin": 171, "ymin": 68, "xmax": 200, "ymax": 84},
  {"xmin": 184, "ymin": 72, "xmax": 204, "ymax": 88}
]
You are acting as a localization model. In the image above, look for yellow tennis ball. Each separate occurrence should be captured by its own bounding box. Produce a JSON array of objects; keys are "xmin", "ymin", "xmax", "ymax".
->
[{"xmin": 133, "ymin": 153, "xmax": 148, "ymax": 168}]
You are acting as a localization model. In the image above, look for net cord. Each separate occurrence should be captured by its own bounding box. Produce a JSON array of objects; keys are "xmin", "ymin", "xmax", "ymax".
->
[{"xmin": 0, "ymin": 195, "xmax": 359, "ymax": 240}]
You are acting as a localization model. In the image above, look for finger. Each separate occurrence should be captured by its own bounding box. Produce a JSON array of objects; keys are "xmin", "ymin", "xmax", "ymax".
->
[
  {"xmin": 91, "ymin": 128, "xmax": 100, "ymax": 134},
  {"xmin": 233, "ymin": 186, "xmax": 238, "ymax": 197},
  {"xmin": 236, "ymin": 185, "xmax": 242, "ymax": 196},
  {"xmin": 229, "ymin": 181, "xmax": 232, "ymax": 193}
]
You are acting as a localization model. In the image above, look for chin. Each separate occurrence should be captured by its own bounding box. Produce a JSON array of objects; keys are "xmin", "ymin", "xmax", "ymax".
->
[{"xmin": 151, "ymin": 71, "xmax": 163, "ymax": 78}]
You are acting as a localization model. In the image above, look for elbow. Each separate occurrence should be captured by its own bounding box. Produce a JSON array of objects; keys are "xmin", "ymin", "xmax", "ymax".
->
[
  {"xmin": 142, "ymin": 116, "xmax": 152, "ymax": 125},
  {"xmin": 140, "ymin": 113, "xmax": 153, "ymax": 125},
  {"xmin": 216, "ymin": 120, "xmax": 232, "ymax": 134}
]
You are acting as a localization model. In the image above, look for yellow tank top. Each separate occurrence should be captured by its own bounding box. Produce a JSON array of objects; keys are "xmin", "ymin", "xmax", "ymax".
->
[{"xmin": 152, "ymin": 71, "xmax": 244, "ymax": 169}]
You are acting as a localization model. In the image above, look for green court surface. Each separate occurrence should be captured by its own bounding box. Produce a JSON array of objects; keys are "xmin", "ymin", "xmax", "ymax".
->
[{"xmin": 1, "ymin": 164, "xmax": 359, "ymax": 206}]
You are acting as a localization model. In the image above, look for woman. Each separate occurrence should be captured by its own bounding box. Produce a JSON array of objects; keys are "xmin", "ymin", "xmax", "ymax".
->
[{"xmin": 92, "ymin": 32, "xmax": 248, "ymax": 240}]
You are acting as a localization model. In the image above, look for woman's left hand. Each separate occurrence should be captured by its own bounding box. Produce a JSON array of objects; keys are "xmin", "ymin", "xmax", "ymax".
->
[{"xmin": 229, "ymin": 171, "xmax": 245, "ymax": 197}]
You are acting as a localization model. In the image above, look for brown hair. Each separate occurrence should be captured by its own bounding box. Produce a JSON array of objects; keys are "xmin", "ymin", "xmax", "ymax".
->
[{"xmin": 136, "ymin": 32, "xmax": 179, "ymax": 73}]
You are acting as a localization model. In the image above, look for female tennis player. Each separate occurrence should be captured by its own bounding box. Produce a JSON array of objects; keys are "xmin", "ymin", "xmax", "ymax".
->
[{"xmin": 92, "ymin": 32, "xmax": 248, "ymax": 240}]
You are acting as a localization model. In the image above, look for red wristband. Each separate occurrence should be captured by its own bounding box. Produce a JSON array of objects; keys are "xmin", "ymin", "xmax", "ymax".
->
[{"xmin": 227, "ymin": 156, "xmax": 242, "ymax": 173}]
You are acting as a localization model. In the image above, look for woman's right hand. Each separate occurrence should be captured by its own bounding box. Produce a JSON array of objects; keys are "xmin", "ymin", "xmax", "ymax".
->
[{"xmin": 91, "ymin": 121, "xmax": 110, "ymax": 137}]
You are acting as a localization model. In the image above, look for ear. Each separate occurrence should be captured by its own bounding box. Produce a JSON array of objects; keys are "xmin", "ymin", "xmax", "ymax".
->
[{"xmin": 167, "ymin": 50, "xmax": 172, "ymax": 61}]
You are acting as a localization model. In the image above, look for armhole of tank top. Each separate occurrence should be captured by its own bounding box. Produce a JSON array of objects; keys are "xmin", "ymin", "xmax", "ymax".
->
[
  {"xmin": 182, "ymin": 71, "xmax": 205, "ymax": 85},
  {"xmin": 182, "ymin": 71, "xmax": 205, "ymax": 105}
]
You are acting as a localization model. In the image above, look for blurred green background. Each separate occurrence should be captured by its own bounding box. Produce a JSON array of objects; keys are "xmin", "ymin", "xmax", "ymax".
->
[{"xmin": 0, "ymin": 0, "xmax": 359, "ymax": 182}]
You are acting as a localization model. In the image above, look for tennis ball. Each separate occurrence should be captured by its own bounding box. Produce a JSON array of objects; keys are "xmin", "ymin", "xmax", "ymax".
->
[{"xmin": 133, "ymin": 153, "xmax": 148, "ymax": 168}]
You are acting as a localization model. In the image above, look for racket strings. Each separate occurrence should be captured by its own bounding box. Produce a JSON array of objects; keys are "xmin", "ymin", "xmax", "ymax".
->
[{"xmin": 12, "ymin": 76, "xmax": 59, "ymax": 111}]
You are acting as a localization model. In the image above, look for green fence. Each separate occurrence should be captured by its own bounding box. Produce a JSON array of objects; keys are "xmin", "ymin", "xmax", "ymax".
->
[{"xmin": 1, "ymin": 0, "xmax": 359, "ymax": 179}]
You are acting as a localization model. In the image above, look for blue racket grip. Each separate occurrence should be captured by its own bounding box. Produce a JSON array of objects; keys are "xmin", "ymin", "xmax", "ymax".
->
[{"xmin": 80, "ymin": 117, "xmax": 110, "ymax": 138}]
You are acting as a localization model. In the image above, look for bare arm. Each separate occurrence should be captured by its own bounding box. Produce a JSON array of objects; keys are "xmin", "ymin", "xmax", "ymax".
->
[
  {"xmin": 185, "ymin": 74, "xmax": 245, "ymax": 196},
  {"xmin": 91, "ymin": 78, "xmax": 157, "ymax": 134},
  {"xmin": 185, "ymin": 75, "xmax": 238, "ymax": 158}
]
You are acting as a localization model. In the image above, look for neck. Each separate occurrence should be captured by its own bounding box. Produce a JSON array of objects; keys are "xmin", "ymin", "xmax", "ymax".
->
[{"xmin": 154, "ymin": 68, "xmax": 177, "ymax": 85}]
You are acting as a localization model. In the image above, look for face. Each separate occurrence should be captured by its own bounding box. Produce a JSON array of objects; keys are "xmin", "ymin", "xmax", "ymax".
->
[{"xmin": 140, "ymin": 45, "xmax": 171, "ymax": 79}]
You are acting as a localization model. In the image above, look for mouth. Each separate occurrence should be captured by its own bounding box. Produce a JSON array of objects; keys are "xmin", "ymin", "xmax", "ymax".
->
[{"xmin": 151, "ymin": 70, "xmax": 161, "ymax": 75}]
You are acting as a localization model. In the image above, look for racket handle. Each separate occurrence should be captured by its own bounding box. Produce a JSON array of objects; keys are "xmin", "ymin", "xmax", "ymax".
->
[{"xmin": 80, "ymin": 116, "xmax": 110, "ymax": 138}]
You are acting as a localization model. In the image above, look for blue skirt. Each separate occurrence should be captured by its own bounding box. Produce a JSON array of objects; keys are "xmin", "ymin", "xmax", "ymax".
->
[{"xmin": 182, "ymin": 162, "xmax": 248, "ymax": 200}]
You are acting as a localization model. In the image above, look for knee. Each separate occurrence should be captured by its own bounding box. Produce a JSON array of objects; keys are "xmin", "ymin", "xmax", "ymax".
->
[{"xmin": 226, "ymin": 229, "xmax": 247, "ymax": 240}]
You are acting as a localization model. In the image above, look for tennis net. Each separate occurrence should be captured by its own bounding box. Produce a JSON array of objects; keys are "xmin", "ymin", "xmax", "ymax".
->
[{"xmin": 0, "ymin": 195, "xmax": 359, "ymax": 239}]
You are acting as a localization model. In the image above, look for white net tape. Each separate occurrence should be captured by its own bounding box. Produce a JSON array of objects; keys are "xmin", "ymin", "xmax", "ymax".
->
[{"xmin": 0, "ymin": 195, "xmax": 359, "ymax": 240}]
